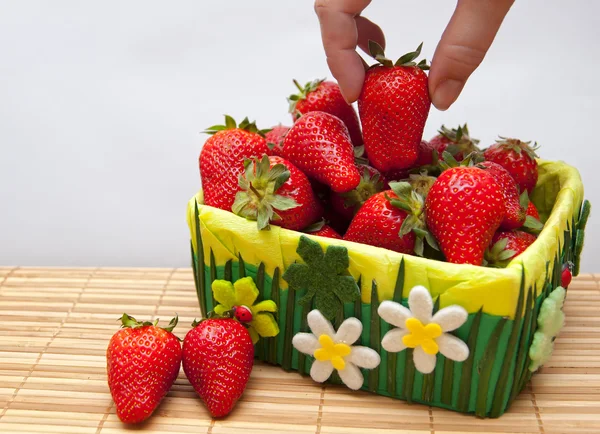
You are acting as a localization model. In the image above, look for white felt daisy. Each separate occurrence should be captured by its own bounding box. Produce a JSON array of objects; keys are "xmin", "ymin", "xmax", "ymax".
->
[
  {"xmin": 292, "ymin": 309, "xmax": 381, "ymax": 390},
  {"xmin": 378, "ymin": 285, "xmax": 469, "ymax": 374}
]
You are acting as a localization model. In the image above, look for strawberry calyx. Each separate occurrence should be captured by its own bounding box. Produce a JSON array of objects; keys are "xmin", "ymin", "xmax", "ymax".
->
[
  {"xmin": 484, "ymin": 237, "xmax": 518, "ymax": 268},
  {"xmin": 438, "ymin": 124, "xmax": 481, "ymax": 157},
  {"xmin": 406, "ymin": 172, "xmax": 437, "ymax": 197},
  {"xmin": 287, "ymin": 78, "xmax": 325, "ymax": 115},
  {"xmin": 353, "ymin": 145, "xmax": 369, "ymax": 165},
  {"xmin": 439, "ymin": 150, "xmax": 484, "ymax": 171},
  {"xmin": 191, "ymin": 309, "xmax": 237, "ymax": 328},
  {"xmin": 367, "ymin": 40, "xmax": 430, "ymax": 70},
  {"xmin": 386, "ymin": 182, "xmax": 439, "ymax": 256},
  {"xmin": 203, "ymin": 115, "xmax": 271, "ymax": 137},
  {"xmin": 303, "ymin": 219, "xmax": 326, "ymax": 233},
  {"xmin": 494, "ymin": 137, "xmax": 540, "ymax": 160},
  {"xmin": 519, "ymin": 191, "xmax": 544, "ymax": 234},
  {"xmin": 119, "ymin": 313, "xmax": 179, "ymax": 333},
  {"xmin": 337, "ymin": 165, "xmax": 386, "ymax": 215},
  {"xmin": 232, "ymin": 155, "xmax": 300, "ymax": 230}
]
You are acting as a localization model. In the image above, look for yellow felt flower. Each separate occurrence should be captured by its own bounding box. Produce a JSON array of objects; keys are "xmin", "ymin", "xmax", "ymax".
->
[
  {"xmin": 314, "ymin": 335, "xmax": 352, "ymax": 370},
  {"xmin": 211, "ymin": 276, "xmax": 279, "ymax": 344},
  {"xmin": 402, "ymin": 318, "xmax": 442, "ymax": 355}
]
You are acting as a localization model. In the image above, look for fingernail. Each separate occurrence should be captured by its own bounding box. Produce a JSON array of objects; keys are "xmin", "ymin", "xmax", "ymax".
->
[{"xmin": 432, "ymin": 79, "xmax": 463, "ymax": 111}]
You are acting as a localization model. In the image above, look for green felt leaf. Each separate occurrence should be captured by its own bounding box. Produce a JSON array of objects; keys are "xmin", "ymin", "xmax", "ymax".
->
[
  {"xmin": 315, "ymin": 288, "xmax": 342, "ymax": 320},
  {"xmin": 333, "ymin": 276, "xmax": 361, "ymax": 302},
  {"xmin": 296, "ymin": 236, "xmax": 324, "ymax": 266},
  {"xmin": 323, "ymin": 245, "xmax": 350, "ymax": 274}
]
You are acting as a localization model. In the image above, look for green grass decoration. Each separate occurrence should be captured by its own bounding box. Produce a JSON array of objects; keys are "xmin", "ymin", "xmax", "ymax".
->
[
  {"xmin": 209, "ymin": 249, "xmax": 216, "ymax": 311},
  {"xmin": 193, "ymin": 202, "xmax": 206, "ymax": 318},
  {"xmin": 510, "ymin": 285, "xmax": 534, "ymax": 403},
  {"xmin": 441, "ymin": 357, "xmax": 454, "ymax": 405},
  {"xmin": 490, "ymin": 268, "xmax": 526, "ymax": 417},
  {"xmin": 224, "ymin": 260, "xmax": 233, "ymax": 282},
  {"xmin": 475, "ymin": 317, "xmax": 507, "ymax": 417},
  {"xmin": 368, "ymin": 280, "xmax": 381, "ymax": 393},
  {"xmin": 393, "ymin": 258, "xmax": 405, "ymax": 301},
  {"xmin": 238, "ymin": 253, "xmax": 246, "ymax": 278},
  {"xmin": 190, "ymin": 241, "xmax": 206, "ymax": 318},
  {"xmin": 354, "ymin": 276, "xmax": 362, "ymax": 345},
  {"xmin": 255, "ymin": 262, "xmax": 266, "ymax": 362},
  {"xmin": 281, "ymin": 285, "xmax": 296, "ymax": 371},
  {"xmin": 422, "ymin": 296, "xmax": 441, "ymax": 403},
  {"xmin": 518, "ymin": 286, "xmax": 540, "ymax": 392},
  {"xmin": 297, "ymin": 301, "xmax": 311, "ymax": 375},
  {"xmin": 269, "ymin": 267, "xmax": 280, "ymax": 365},
  {"xmin": 573, "ymin": 200, "xmax": 589, "ymax": 275},
  {"xmin": 403, "ymin": 349, "xmax": 415, "ymax": 403},
  {"xmin": 387, "ymin": 259, "xmax": 405, "ymax": 398},
  {"xmin": 457, "ymin": 307, "xmax": 483, "ymax": 413}
]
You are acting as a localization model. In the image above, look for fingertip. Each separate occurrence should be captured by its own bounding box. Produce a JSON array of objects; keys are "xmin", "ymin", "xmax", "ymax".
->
[{"xmin": 431, "ymin": 79, "xmax": 464, "ymax": 111}]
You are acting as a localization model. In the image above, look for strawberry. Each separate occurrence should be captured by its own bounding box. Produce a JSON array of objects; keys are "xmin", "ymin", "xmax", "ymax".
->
[
  {"xmin": 478, "ymin": 161, "xmax": 526, "ymax": 230},
  {"xmin": 303, "ymin": 220, "xmax": 342, "ymax": 239},
  {"xmin": 483, "ymin": 137, "xmax": 539, "ymax": 194},
  {"xmin": 562, "ymin": 262, "xmax": 573, "ymax": 288},
  {"xmin": 429, "ymin": 124, "xmax": 480, "ymax": 162},
  {"xmin": 526, "ymin": 200, "xmax": 540, "ymax": 220},
  {"xmin": 344, "ymin": 183, "xmax": 438, "ymax": 256},
  {"xmin": 425, "ymin": 166, "xmax": 504, "ymax": 265},
  {"xmin": 183, "ymin": 318, "xmax": 254, "ymax": 418},
  {"xmin": 322, "ymin": 206, "xmax": 352, "ymax": 236},
  {"xmin": 288, "ymin": 79, "xmax": 363, "ymax": 146},
  {"xmin": 200, "ymin": 116, "xmax": 270, "ymax": 211},
  {"xmin": 358, "ymin": 42, "xmax": 431, "ymax": 172},
  {"xmin": 330, "ymin": 164, "xmax": 386, "ymax": 221},
  {"xmin": 282, "ymin": 111, "xmax": 361, "ymax": 193},
  {"xmin": 486, "ymin": 230, "xmax": 537, "ymax": 267},
  {"xmin": 232, "ymin": 155, "xmax": 322, "ymax": 231},
  {"xmin": 107, "ymin": 314, "xmax": 182, "ymax": 424},
  {"xmin": 264, "ymin": 124, "xmax": 290, "ymax": 157}
]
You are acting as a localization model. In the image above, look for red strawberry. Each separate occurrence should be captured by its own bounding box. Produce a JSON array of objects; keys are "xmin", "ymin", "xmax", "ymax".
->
[
  {"xmin": 288, "ymin": 79, "xmax": 363, "ymax": 146},
  {"xmin": 483, "ymin": 137, "xmax": 539, "ymax": 194},
  {"xmin": 322, "ymin": 206, "xmax": 351, "ymax": 236},
  {"xmin": 486, "ymin": 230, "xmax": 537, "ymax": 266},
  {"xmin": 478, "ymin": 161, "xmax": 526, "ymax": 230},
  {"xmin": 562, "ymin": 262, "xmax": 573, "ymax": 288},
  {"xmin": 330, "ymin": 164, "xmax": 386, "ymax": 221},
  {"xmin": 526, "ymin": 200, "xmax": 540, "ymax": 220},
  {"xmin": 344, "ymin": 183, "xmax": 437, "ymax": 256},
  {"xmin": 282, "ymin": 111, "xmax": 361, "ymax": 193},
  {"xmin": 107, "ymin": 314, "xmax": 182, "ymax": 424},
  {"xmin": 429, "ymin": 124, "xmax": 480, "ymax": 162},
  {"xmin": 303, "ymin": 220, "xmax": 343, "ymax": 239},
  {"xmin": 413, "ymin": 140, "xmax": 438, "ymax": 167},
  {"xmin": 200, "ymin": 116, "xmax": 270, "ymax": 211},
  {"xmin": 183, "ymin": 318, "xmax": 254, "ymax": 418},
  {"xmin": 358, "ymin": 42, "xmax": 431, "ymax": 172},
  {"xmin": 425, "ymin": 167, "xmax": 504, "ymax": 265},
  {"xmin": 264, "ymin": 124, "xmax": 290, "ymax": 157},
  {"xmin": 232, "ymin": 155, "xmax": 322, "ymax": 231}
]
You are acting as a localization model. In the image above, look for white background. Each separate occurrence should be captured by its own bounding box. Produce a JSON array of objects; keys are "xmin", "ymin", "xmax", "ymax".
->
[{"xmin": 0, "ymin": 1, "xmax": 597, "ymax": 272}]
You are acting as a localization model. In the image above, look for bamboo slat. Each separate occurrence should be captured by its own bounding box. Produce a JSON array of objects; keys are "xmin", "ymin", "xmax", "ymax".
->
[{"xmin": 0, "ymin": 267, "xmax": 599, "ymax": 434}]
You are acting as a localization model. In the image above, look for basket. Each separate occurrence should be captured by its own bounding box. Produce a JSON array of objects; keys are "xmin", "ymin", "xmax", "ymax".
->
[{"xmin": 186, "ymin": 159, "xmax": 590, "ymax": 418}]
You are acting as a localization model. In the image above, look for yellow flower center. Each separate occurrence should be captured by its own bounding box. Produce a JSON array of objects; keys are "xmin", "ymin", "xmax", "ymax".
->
[
  {"xmin": 402, "ymin": 317, "xmax": 442, "ymax": 355},
  {"xmin": 314, "ymin": 335, "xmax": 351, "ymax": 371}
]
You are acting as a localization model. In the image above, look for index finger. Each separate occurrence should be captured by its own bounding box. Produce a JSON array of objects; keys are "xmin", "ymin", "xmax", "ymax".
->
[{"xmin": 314, "ymin": 0, "xmax": 372, "ymax": 102}]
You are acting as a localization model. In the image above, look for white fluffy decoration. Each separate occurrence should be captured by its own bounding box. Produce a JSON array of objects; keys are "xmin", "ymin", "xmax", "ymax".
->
[
  {"xmin": 292, "ymin": 309, "xmax": 381, "ymax": 390},
  {"xmin": 378, "ymin": 285, "xmax": 470, "ymax": 374}
]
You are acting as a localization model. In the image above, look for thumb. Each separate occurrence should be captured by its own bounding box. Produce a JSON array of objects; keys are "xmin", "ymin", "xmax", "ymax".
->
[{"xmin": 429, "ymin": 0, "xmax": 515, "ymax": 111}]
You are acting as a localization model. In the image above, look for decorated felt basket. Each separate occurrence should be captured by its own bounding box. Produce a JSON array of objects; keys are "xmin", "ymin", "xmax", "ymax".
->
[{"xmin": 186, "ymin": 159, "xmax": 590, "ymax": 418}]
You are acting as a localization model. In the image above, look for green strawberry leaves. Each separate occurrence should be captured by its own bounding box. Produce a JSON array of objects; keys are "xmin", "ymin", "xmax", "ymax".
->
[
  {"xmin": 287, "ymin": 78, "xmax": 325, "ymax": 114},
  {"xmin": 282, "ymin": 235, "xmax": 359, "ymax": 320},
  {"xmin": 203, "ymin": 115, "xmax": 271, "ymax": 137},
  {"xmin": 119, "ymin": 313, "xmax": 179, "ymax": 333},
  {"xmin": 367, "ymin": 40, "xmax": 430, "ymax": 70}
]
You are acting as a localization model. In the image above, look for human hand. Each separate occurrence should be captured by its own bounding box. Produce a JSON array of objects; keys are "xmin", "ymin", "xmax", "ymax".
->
[{"xmin": 314, "ymin": 0, "xmax": 515, "ymax": 110}]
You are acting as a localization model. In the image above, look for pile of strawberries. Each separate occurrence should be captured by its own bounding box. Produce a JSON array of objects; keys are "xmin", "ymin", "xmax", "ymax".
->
[{"xmin": 199, "ymin": 42, "xmax": 544, "ymax": 267}]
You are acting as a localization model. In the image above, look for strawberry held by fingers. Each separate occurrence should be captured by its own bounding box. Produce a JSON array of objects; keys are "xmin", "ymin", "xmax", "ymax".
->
[
  {"xmin": 483, "ymin": 137, "xmax": 539, "ymax": 194},
  {"xmin": 232, "ymin": 155, "xmax": 322, "ymax": 231},
  {"xmin": 182, "ymin": 317, "xmax": 254, "ymax": 418},
  {"xmin": 358, "ymin": 42, "xmax": 431, "ymax": 172},
  {"xmin": 288, "ymin": 79, "xmax": 363, "ymax": 147},
  {"xmin": 107, "ymin": 314, "xmax": 182, "ymax": 424},
  {"xmin": 200, "ymin": 116, "xmax": 270, "ymax": 211},
  {"xmin": 282, "ymin": 111, "xmax": 361, "ymax": 193},
  {"xmin": 425, "ymin": 166, "xmax": 504, "ymax": 265}
]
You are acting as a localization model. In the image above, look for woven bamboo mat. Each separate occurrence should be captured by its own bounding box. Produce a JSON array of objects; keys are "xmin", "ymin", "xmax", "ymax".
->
[{"xmin": 0, "ymin": 267, "xmax": 599, "ymax": 434}]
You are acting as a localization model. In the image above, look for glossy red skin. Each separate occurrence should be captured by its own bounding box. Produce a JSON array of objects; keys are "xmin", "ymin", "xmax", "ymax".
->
[
  {"xmin": 107, "ymin": 326, "xmax": 182, "ymax": 424},
  {"xmin": 527, "ymin": 201, "xmax": 540, "ymax": 220},
  {"xmin": 413, "ymin": 140, "xmax": 438, "ymax": 167},
  {"xmin": 292, "ymin": 81, "xmax": 363, "ymax": 147},
  {"xmin": 282, "ymin": 111, "xmax": 361, "ymax": 193},
  {"xmin": 267, "ymin": 156, "xmax": 323, "ymax": 230},
  {"xmin": 344, "ymin": 191, "xmax": 416, "ymax": 254},
  {"xmin": 562, "ymin": 268, "xmax": 572, "ymax": 288},
  {"xmin": 264, "ymin": 125, "xmax": 290, "ymax": 157},
  {"xmin": 491, "ymin": 230, "xmax": 537, "ymax": 260},
  {"xmin": 429, "ymin": 134, "xmax": 475, "ymax": 162},
  {"xmin": 182, "ymin": 319, "xmax": 254, "ymax": 418},
  {"xmin": 358, "ymin": 65, "xmax": 431, "ymax": 172},
  {"xmin": 484, "ymin": 143, "xmax": 538, "ymax": 194},
  {"xmin": 330, "ymin": 164, "xmax": 386, "ymax": 221},
  {"xmin": 308, "ymin": 225, "xmax": 342, "ymax": 239},
  {"xmin": 322, "ymin": 206, "xmax": 351, "ymax": 235},
  {"xmin": 425, "ymin": 167, "xmax": 504, "ymax": 265},
  {"xmin": 479, "ymin": 161, "xmax": 526, "ymax": 230},
  {"xmin": 200, "ymin": 129, "xmax": 269, "ymax": 211}
]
